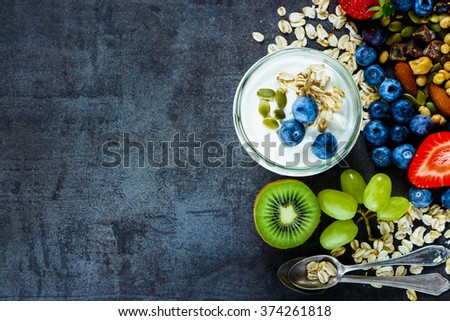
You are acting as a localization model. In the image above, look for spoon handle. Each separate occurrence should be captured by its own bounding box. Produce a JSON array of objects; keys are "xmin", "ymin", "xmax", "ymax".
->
[
  {"xmin": 345, "ymin": 245, "xmax": 450, "ymax": 273},
  {"xmin": 340, "ymin": 274, "xmax": 450, "ymax": 296}
]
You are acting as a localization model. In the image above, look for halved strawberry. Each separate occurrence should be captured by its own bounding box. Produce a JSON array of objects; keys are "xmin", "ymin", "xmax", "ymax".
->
[
  {"xmin": 338, "ymin": 0, "xmax": 380, "ymax": 20},
  {"xmin": 408, "ymin": 132, "xmax": 450, "ymax": 188}
]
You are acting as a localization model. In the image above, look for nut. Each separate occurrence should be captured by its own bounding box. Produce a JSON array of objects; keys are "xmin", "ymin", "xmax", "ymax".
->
[
  {"xmin": 430, "ymin": 83, "xmax": 450, "ymax": 116},
  {"xmin": 440, "ymin": 16, "xmax": 450, "ymax": 29},
  {"xmin": 433, "ymin": 73, "xmax": 446, "ymax": 85},
  {"xmin": 431, "ymin": 114, "xmax": 447, "ymax": 125},
  {"xmin": 409, "ymin": 57, "xmax": 433, "ymax": 75},
  {"xmin": 418, "ymin": 106, "xmax": 431, "ymax": 117},
  {"xmin": 445, "ymin": 33, "xmax": 450, "ymax": 45},
  {"xmin": 395, "ymin": 62, "xmax": 417, "ymax": 96},
  {"xmin": 445, "ymin": 61, "xmax": 450, "ymax": 72},
  {"xmin": 416, "ymin": 75, "xmax": 427, "ymax": 87},
  {"xmin": 442, "ymin": 44, "xmax": 450, "ymax": 54},
  {"xmin": 439, "ymin": 69, "xmax": 450, "ymax": 80}
]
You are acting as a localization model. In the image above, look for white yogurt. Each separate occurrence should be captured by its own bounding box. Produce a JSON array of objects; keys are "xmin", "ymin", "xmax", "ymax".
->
[{"xmin": 235, "ymin": 49, "xmax": 361, "ymax": 173}]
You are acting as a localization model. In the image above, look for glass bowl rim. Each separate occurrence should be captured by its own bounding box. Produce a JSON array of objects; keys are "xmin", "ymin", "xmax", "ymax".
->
[{"xmin": 233, "ymin": 47, "xmax": 363, "ymax": 177}]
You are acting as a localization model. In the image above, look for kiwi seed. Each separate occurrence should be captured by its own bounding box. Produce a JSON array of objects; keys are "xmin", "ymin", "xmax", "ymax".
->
[{"xmin": 253, "ymin": 179, "xmax": 321, "ymax": 249}]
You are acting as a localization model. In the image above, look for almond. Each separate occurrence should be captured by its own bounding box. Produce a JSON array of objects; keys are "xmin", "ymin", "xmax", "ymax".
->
[
  {"xmin": 430, "ymin": 83, "xmax": 450, "ymax": 117},
  {"xmin": 394, "ymin": 62, "xmax": 417, "ymax": 97}
]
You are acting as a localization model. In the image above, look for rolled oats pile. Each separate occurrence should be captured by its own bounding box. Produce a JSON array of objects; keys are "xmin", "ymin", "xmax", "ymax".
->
[
  {"xmin": 276, "ymin": 64, "xmax": 345, "ymax": 131},
  {"xmin": 252, "ymin": 0, "xmax": 378, "ymax": 129},
  {"xmin": 306, "ymin": 260, "xmax": 338, "ymax": 284},
  {"xmin": 331, "ymin": 204, "xmax": 450, "ymax": 300}
]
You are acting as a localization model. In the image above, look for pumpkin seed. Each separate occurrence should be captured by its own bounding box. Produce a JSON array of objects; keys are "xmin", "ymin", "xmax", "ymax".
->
[
  {"xmin": 262, "ymin": 117, "xmax": 279, "ymax": 130},
  {"xmin": 388, "ymin": 21, "xmax": 404, "ymax": 32},
  {"xmin": 381, "ymin": 16, "xmax": 391, "ymax": 27},
  {"xmin": 425, "ymin": 101, "xmax": 439, "ymax": 114},
  {"xmin": 400, "ymin": 26, "xmax": 415, "ymax": 38},
  {"xmin": 429, "ymin": 14, "xmax": 439, "ymax": 24},
  {"xmin": 402, "ymin": 93, "xmax": 419, "ymax": 107},
  {"xmin": 386, "ymin": 33, "xmax": 402, "ymax": 46},
  {"xmin": 431, "ymin": 63, "xmax": 443, "ymax": 73},
  {"xmin": 379, "ymin": 50, "xmax": 389, "ymax": 64},
  {"xmin": 416, "ymin": 90, "xmax": 427, "ymax": 106},
  {"xmin": 258, "ymin": 100, "xmax": 270, "ymax": 117},
  {"xmin": 427, "ymin": 72, "xmax": 437, "ymax": 84},
  {"xmin": 408, "ymin": 11, "xmax": 423, "ymax": 24},
  {"xmin": 273, "ymin": 109, "xmax": 286, "ymax": 120},
  {"xmin": 275, "ymin": 88, "xmax": 287, "ymax": 108},
  {"xmin": 257, "ymin": 88, "xmax": 275, "ymax": 100},
  {"xmin": 428, "ymin": 23, "xmax": 441, "ymax": 33}
]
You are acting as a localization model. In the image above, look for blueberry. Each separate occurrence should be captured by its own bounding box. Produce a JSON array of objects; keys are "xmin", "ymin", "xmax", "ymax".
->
[
  {"xmin": 364, "ymin": 64, "xmax": 386, "ymax": 87},
  {"xmin": 368, "ymin": 101, "xmax": 389, "ymax": 120},
  {"xmin": 363, "ymin": 120, "xmax": 389, "ymax": 146},
  {"xmin": 390, "ymin": 99, "xmax": 415, "ymax": 124},
  {"xmin": 391, "ymin": 0, "xmax": 414, "ymax": 11},
  {"xmin": 436, "ymin": 2, "xmax": 450, "ymax": 14},
  {"xmin": 279, "ymin": 119, "xmax": 305, "ymax": 147},
  {"xmin": 442, "ymin": 188, "xmax": 450, "ymax": 209},
  {"xmin": 379, "ymin": 78, "xmax": 403, "ymax": 102},
  {"xmin": 409, "ymin": 187, "xmax": 433, "ymax": 208},
  {"xmin": 292, "ymin": 96, "xmax": 319, "ymax": 125},
  {"xmin": 414, "ymin": 0, "xmax": 434, "ymax": 17},
  {"xmin": 390, "ymin": 124, "xmax": 410, "ymax": 144},
  {"xmin": 312, "ymin": 132, "xmax": 338, "ymax": 159},
  {"xmin": 368, "ymin": 100, "xmax": 389, "ymax": 119},
  {"xmin": 355, "ymin": 46, "xmax": 377, "ymax": 67},
  {"xmin": 371, "ymin": 146, "xmax": 392, "ymax": 167},
  {"xmin": 410, "ymin": 114, "xmax": 434, "ymax": 136},
  {"xmin": 392, "ymin": 144, "xmax": 416, "ymax": 170},
  {"xmin": 362, "ymin": 26, "xmax": 386, "ymax": 47}
]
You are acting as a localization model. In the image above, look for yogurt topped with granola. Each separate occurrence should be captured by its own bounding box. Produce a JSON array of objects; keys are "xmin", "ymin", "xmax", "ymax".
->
[{"xmin": 233, "ymin": 48, "xmax": 362, "ymax": 176}]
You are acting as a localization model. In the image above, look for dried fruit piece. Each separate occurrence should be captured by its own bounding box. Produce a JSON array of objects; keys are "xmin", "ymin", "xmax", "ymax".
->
[
  {"xmin": 390, "ymin": 43, "xmax": 408, "ymax": 61},
  {"xmin": 424, "ymin": 40, "xmax": 443, "ymax": 63},
  {"xmin": 395, "ymin": 62, "xmax": 417, "ymax": 96},
  {"xmin": 412, "ymin": 25, "xmax": 435, "ymax": 42}
]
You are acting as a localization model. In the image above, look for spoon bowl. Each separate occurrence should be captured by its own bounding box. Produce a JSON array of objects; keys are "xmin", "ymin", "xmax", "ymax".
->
[
  {"xmin": 288, "ymin": 255, "xmax": 343, "ymax": 290},
  {"xmin": 277, "ymin": 257, "xmax": 326, "ymax": 294}
]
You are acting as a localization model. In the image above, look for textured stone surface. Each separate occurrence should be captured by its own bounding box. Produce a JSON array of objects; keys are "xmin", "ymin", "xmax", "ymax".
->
[{"xmin": 0, "ymin": 0, "xmax": 447, "ymax": 300}]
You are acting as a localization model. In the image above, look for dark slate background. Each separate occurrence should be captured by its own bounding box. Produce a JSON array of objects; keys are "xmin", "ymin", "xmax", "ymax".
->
[{"xmin": 0, "ymin": 0, "xmax": 449, "ymax": 300}]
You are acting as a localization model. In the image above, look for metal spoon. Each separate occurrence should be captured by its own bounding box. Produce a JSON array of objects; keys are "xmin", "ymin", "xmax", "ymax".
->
[
  {"xmin": 284, "ymin": 245, "xmax": 450, "ymax": 295},
  {"xmin": 278, "ymin": 256, "xmax": 450, "ymax": 295}
]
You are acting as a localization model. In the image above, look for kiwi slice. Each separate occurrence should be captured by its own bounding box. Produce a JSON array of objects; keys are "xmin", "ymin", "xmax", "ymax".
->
[{"xmin": 253, "ymin": 179, "xmax": 321, "ymax": 249}]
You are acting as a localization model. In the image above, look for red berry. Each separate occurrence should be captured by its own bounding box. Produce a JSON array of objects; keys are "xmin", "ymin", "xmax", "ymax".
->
[
  {"xmin": 408, "ymin": 132, "xmax": 450, "ymax": 188},
  {"xmin": 338, "ymin": 0, "xmax": 380, "ymax": 20}
]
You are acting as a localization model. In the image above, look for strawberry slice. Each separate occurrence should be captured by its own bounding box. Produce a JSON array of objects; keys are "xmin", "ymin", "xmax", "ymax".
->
[
  {"xmin": 408, "ymin": 132, "xmax": 450, "ymax": 188},
  {"xmin": 338, "ymin": 0, "xmax": 380, "ymax": 20}
]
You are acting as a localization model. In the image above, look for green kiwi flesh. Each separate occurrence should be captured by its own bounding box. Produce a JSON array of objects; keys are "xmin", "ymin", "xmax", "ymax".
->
[{"xmin": 254, "ymin": 179, "xmax": 321, "ymax": 249}]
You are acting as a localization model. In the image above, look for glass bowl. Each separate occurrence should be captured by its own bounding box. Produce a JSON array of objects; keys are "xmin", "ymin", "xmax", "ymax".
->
[{"xmin": 233, "ymin": 48, "xmax": 362, "ymax": 177}]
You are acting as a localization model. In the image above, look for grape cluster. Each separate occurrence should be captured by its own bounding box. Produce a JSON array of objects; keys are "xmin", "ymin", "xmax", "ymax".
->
[{"xmin": 318, "ymin": 169, "xmax": 410, "ymax": 250}]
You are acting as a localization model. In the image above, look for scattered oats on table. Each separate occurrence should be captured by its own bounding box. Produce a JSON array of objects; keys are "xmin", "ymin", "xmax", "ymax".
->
[{"xmin": 406, "ymin": 289, "xmax": 417, "ymax": 301}]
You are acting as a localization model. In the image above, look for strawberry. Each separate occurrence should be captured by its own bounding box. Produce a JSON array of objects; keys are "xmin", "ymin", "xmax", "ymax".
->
[
  {"xmin": 408, "ymin": 132, "xmax": 450, "ymax": 188},
  {"xmin": 338, "ymin": 0, "xmax": 381, "ymax": 20}
]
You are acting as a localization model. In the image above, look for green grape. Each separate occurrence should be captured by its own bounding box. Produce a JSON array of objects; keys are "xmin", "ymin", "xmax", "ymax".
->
[
  {"xmin": 340, "ymin": 169, "xmax": 367, "ymax": 204},
  {"xmin": 363, "ymin": 173, "xmax": 392, "ymax": 212},
  {"xmin": 377, "ymin": 197, "xmax": 410, "ymax": 221},
  {"xmin": 317, "ymin": 189, "xmax": 358, "ymax": 220},
  {"xmin": 320, "ymin": 219, "xmax": 358, "ymax": 250}
]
